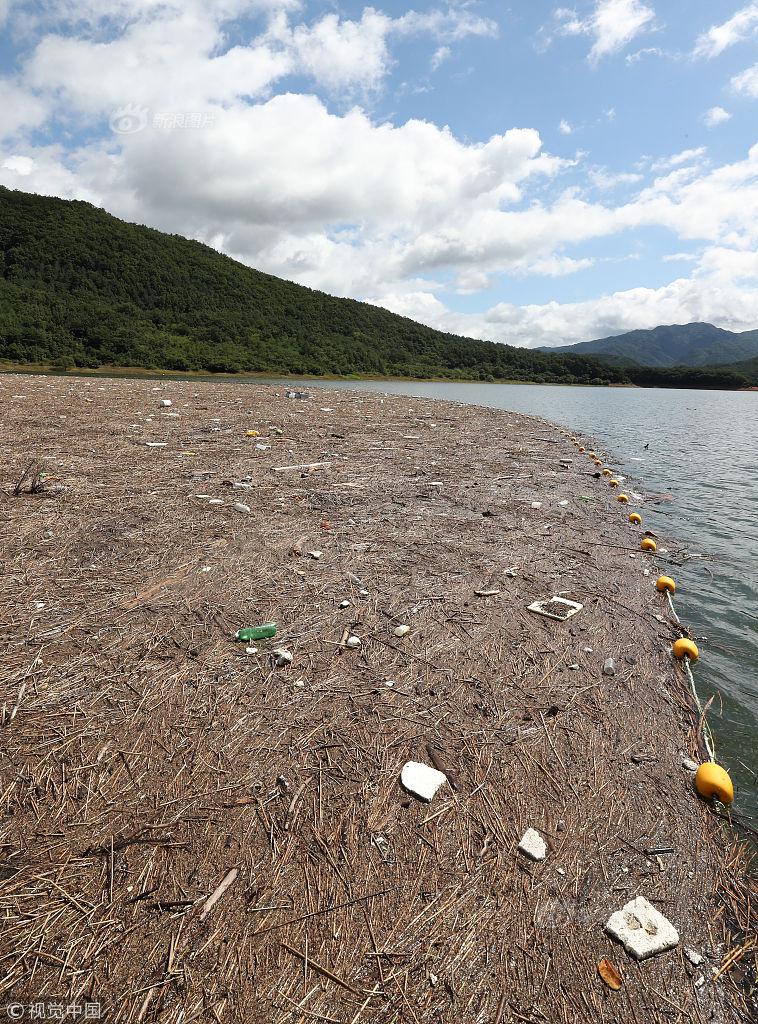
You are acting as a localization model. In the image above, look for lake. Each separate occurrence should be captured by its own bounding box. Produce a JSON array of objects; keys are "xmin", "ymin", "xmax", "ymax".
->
[{"xmin": 260, "ymin": 379, "xmax": 758, "ymax": 825}]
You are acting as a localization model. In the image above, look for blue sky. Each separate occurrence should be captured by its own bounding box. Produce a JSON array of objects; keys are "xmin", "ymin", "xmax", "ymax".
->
[{"xmin": 1, "ymin": 1, "xmax": 757, "ymax": 347}]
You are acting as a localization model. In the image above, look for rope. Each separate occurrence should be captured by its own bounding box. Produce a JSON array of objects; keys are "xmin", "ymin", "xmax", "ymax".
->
[{"xmin": 666, "ymin": 589, "xmax": 716, "ymax": 762}]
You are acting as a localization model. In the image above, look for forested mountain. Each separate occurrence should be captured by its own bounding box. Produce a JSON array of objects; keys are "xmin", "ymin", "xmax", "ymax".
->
[
  {"xmin": 0, "ymin": 188, "xmax": 754, "ymax": 390},
  {"xmin": 0, "ymin": 187, "xmax": 624, "ymax": 385},
  {"xmin": 538, "ymin": 323, "xmax": 758, "ymax": 367}
]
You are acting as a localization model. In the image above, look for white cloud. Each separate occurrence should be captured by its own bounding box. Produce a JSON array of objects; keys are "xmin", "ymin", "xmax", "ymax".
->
[
  {"xmin": 559, "ymin": 119, "xmax": 573, "ymax": 134},
  {"xmin": 554, "ymin": 0, "xmax": 656, "ymax": 63},
  {"xmin": 0, "ymin": 0, "xmax": 757, "ymax": 352},
  {"xmin": 0, "ymin": 79, "xmax": 48, "ymax": 138},
  {"xmin": 650, "ymin": 147, "xmax": 707, "ymax": 171},
  {"xmin": 394, "ymin": 8, "xmax": 498, "ymax": 43},
  {"xmin": 703, "ymin": 106, "xmax": 732, "ymax": 128},
  {"xmin": 17, "ymin": 3, "xmax": 499, "ymax": 124},
  {"xmin": 732, "ymin": 63, "xmax": 758, "ymax": 97},
  {"xmin": 624, "ymin": 45, "xmax": 672, "ymax": 64},
  {"xmin": 431, "ymin": 45, "xmax": 451, "ymax": 71},
  {"xmin": 377, "ymin": 246, "xmax": 758, "ymax": 347},
  {"xmin": 693, "ymin": 4, "xmax": 758, "ymax": 60},
  {"xmin": 2, "ymin": 154, "xmax": 34, "ymax": 175},
  {"xmin": 589, "ymin": 167, "xmax": 643, "ymax": 189}
]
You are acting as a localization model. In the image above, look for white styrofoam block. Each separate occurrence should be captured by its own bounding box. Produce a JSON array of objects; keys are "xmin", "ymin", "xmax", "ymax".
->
[
  {"xmin": 518, "ymin": 828, "xmax": 548, "ymax": 861},
  {"xmin": 401, "ymin": 761, "xmax": 447, "ymax": 802},
  {"xmin": 605, "ymin": 897, "xmax": 679, "ymax": 960}
]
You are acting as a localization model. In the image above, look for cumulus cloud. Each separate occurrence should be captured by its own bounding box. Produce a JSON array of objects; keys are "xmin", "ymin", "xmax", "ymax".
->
[
  {"xmin": 16, "ymin": 1, "xmax": 499, "ymax": 127},
  {"xmin": 693, "ymin": 4, "xmax": 758, "ymax": 60},
  {"xmin": 0, "ymin": 0, "xmax": 757, "ymax": 350},
  {"xmin": 703, "ymin": 106, "xmax": 732, "ymax": 128},
  {"xmin": 554, "ymin": 0, "xmax": 656, "ymax": 63},
  {"xmin": 559, "ymin": 119, "xmax": 573, "ymax": 134},
  {"xmin": 377, "ymin": 246, "xmax": 758, "ymax": 348},
  {"xmin": 732, "ymin": 63, "xmax": 758, "ymax": 97}
]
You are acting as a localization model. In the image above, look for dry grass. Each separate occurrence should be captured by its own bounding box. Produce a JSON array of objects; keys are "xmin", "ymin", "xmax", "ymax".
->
[{"xmin": 0, "ymin": 373, "xmax": 754, "ymax": 1023}]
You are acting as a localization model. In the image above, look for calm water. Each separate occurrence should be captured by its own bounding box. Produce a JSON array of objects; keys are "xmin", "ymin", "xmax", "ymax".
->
[{"xmin": 264, "ymin": 379, "xmax": 758, "ymax": 824}]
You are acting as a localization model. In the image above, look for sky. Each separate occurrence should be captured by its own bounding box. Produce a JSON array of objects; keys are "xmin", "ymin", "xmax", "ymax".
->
[{"xmin": 0, "ymin": 1, "xmax": 757, "ymax": 348}]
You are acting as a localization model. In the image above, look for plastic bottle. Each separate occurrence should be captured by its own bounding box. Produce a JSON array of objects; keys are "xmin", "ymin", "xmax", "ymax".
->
[{"xmin": 235, "ymin": 623, "xmax": 277, "ymax": 642}]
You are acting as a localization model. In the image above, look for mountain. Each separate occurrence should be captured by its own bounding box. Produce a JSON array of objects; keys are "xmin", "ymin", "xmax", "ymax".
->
[
  {"xmin": 537, "ymin": 323, "xmax": 758, "ymax": 368},
  {"xmin": 0, "ymin": 186, "xmax": 626, "ymax": 386}
]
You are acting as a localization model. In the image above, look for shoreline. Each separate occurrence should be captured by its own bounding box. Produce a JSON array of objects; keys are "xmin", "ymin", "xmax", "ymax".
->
[
  {"xmin": 0, "ymin": 372, "xmax": 753, "ymax": 1021},
  {"xmin": 0, "ymin": 360, "xmax": 639, "ymax": 387}
]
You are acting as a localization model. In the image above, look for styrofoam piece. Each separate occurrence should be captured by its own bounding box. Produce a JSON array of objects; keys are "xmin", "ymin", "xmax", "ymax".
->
[
  {"xmin": 401, "ymin": 761, "xmax": 447, "ymax": 802},
  {"xmin": 605, "ymin": 897, "xmax": 679, "ymax": 960},
  {"xmin": 518, "ymin": 828, "xmax": 548, "ymax": 861},
  {"xmin": 528, "ymin": 597, "xmax": 583, "ymax": 621}
]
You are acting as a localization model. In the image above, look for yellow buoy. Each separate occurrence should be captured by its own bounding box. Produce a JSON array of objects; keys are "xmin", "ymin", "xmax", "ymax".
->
[
  {"xmin": 609, "ymin": 479, "xmax": 620, "ymax": 488},
  {"xmin": 602, "ymin": 468, "xmax": 612, "ymax": 476},
  {"xmin": 640, "ymin": 538, "xmax": 657, "ymax": 552},
  {"xmin": 629, "ymin": 512, "xmax": 642, "ymax": 525},
  {"xmin": 617, "ymin": 494, "xmax": 629, "ymax": 503},
  {"xmin": 672, "ymin": 637, "xmax": 698, "ymax": 660},
  {"xmin": 695, "ymin": 763, "xmax": 734, "ymax": 806},
  {"xmin": 656, "ymin": 575, "xmax": 676, "ymax": 594}
]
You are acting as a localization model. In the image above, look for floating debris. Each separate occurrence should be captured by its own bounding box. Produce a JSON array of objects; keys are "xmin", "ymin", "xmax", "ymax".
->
[
  {"xmin": 236, "ymin": 624, "xmax": 277, "ymax": 642},
  {"xmin": 518, "ymin": 828, "xmax": 548, "ymax": 862},
  {"xmin": 339, "ymin": 600, "xmax": 351, "ymax": 609},
  {"xmin": 400, "ymin": 761, "xmax": 447, "ymax": 802},
  {"xmin": 597, "ymin": 957, "xmax": 623, "ymax": 991},
  {"xmin": 528, "ymin": 597, "xmax": 583, "ymax": 621},
  {"xmin": 233, "ymin": 502, "xmax": 251, "ymax": 514},
  {"xmin": 159, "ymin": 399, "xmax": 172, "ymax": 407},
  {"xmin": 605, "ymin": 897, "xmax": 679, "ymax": 960},
  {"xmin": 602, "ymin": 658, "xmax": 616, "ymax": 676},
  {"xmin": 273, "ymin": 648, "xmax": 293, "ymax": 667},
  {"xmin": 345, "ymin": 636, "xmax": 361, "ymax": 649},
  {"xmin": 307, "ymin": 550, "xmax": 323, "ymax": 560},
  {"xmin": 394, "ymin": 625, "xmax": 411, "ymax": 637}
]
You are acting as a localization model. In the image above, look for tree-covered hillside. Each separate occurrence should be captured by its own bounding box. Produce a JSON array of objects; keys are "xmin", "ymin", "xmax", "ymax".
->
[
  {"xmin": 0, "ymin": 188, "xmax": 754, "ymax": 390},
  {"xmin": 0, "ymin": 187, "xmax": 626, "ymax": 385}
]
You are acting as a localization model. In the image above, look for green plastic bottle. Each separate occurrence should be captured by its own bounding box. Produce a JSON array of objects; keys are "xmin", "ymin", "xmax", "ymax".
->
[{"xmin": 235, "ymin": 623, "xmax": 277, "ymax": 642}]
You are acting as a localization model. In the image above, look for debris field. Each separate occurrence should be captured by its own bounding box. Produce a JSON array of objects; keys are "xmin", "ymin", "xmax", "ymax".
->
[{"xmin": 0, "ymin": 373, "xmax": 754, "ymax": 1023}]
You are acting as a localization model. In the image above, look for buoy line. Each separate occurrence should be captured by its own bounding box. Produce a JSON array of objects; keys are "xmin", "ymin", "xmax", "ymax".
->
[
  {"xmin": 581, "ymin": 429, "xmax": 734, "ymax": 807},
  {"xmin": 664, "ymin": 588, "xmax": 717, "ymax": 763}
]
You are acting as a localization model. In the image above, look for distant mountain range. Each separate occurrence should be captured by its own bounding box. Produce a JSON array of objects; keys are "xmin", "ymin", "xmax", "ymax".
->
[{"xmin": 538, "ymin": 323, "xmax": 758, "ymax": 368}]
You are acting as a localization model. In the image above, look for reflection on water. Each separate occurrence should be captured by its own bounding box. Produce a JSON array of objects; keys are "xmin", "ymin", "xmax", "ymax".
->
[{"xmin": 260, "ymin": 378, "xmax": 758, "ymax": 822}]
